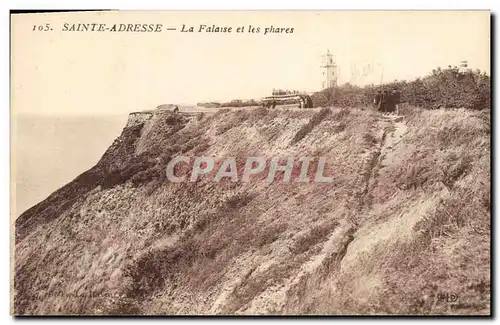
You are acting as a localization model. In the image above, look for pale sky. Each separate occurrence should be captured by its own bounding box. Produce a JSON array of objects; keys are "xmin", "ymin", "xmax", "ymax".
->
[{"xmin": 11, "ymin": 11, "xmax": 490, "ymax": 115}]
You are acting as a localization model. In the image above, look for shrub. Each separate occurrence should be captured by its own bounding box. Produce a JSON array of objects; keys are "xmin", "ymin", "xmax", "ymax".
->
[{"xmin": 312, "ymin": 67, "xmax": 490, "ymax": 110}]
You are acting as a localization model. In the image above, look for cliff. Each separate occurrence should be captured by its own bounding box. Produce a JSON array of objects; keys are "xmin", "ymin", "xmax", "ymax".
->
[{"xmin": 14, "ymin": 106, "xmax": 490, "ymax": 315}]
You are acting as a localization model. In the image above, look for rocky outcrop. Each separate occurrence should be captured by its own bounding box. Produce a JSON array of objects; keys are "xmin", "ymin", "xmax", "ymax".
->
[{"xmin": 126, "ymin": 111, "xmax": 154, "ymax": 128}]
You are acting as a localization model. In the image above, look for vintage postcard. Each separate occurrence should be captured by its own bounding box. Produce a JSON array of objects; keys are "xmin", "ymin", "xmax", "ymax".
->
[{"xmin": 11, "ymin": 10, "xmax": 491, "ymax": 316}]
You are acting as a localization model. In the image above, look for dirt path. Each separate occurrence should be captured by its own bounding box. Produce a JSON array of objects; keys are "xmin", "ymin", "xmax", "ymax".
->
[
  {"xmin": 340, "ymin": 112, "xmax": 410, "ymax": 257},
  {"xmin": 378, "ymin": 114, "xmax": 408, "ymax": 168},
  {"xmin": 180, "ymin": 104, "xmax": 318, "ymax": 115}
]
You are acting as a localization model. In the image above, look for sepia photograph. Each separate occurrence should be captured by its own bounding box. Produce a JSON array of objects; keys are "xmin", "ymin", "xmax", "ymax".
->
[{"xmin": 10, "ymin": 10, "xmax": 491, "ymax": 316}]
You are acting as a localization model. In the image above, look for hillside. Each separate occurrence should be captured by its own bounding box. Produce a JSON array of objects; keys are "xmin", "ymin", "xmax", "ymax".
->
[{"xmin": 14, "ymin": 105, "xmax": 490, "ymax": 315}]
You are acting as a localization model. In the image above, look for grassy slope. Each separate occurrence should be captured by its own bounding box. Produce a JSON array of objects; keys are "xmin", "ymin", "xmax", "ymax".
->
[
  {"xmin": 14, "ymin": 106, "xmax": 490, "ymax": 315},
  {"xmin": 285, "ymin": 107, "xmax": 490, "ymax": 315}
]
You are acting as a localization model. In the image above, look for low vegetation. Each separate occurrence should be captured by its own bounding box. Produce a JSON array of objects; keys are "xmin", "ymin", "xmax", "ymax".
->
[{"xmin": 312, "ymin": 66, "xmax": 490, "ymax": 110}]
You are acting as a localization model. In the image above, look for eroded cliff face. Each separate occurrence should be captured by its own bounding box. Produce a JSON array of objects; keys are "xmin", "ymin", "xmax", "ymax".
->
[{"xmin": 14, "ymin": 107, "xmax": 490, "ymax": 315}]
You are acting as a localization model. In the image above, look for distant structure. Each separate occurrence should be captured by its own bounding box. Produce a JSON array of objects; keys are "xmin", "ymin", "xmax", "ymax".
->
[
  {"xmin": 459, "ymin": 60, "xmax": 468, "ymax": 73},
  {"xmin": 321, "ymin": 49, "xmax": 338, "ymax": 89}
]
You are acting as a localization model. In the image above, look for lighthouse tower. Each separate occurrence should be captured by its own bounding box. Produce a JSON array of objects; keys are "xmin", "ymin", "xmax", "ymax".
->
[{"xmin": 321, "ymin": 49, "xmax": 338, "ymax": 89}]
